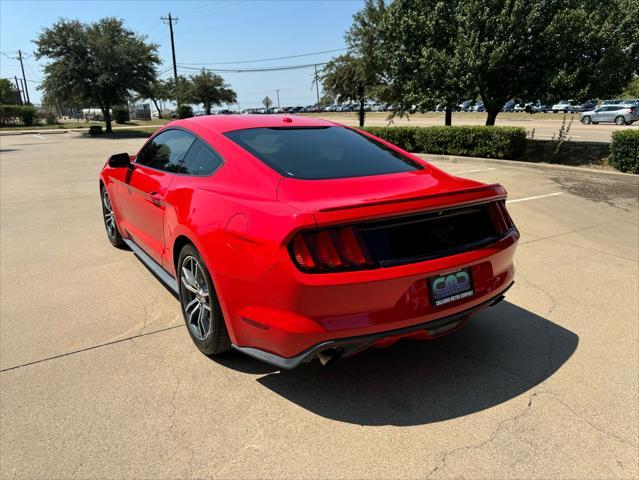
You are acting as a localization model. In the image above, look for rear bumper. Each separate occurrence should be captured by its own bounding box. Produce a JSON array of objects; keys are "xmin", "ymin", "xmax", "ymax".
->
[
  {"xmin": 232, "ymin": 283, "xmax": 512, "ymax": 369},
  {"xmin": 219, "ymin": 228, "xmax": 518, "ymax": 362}
]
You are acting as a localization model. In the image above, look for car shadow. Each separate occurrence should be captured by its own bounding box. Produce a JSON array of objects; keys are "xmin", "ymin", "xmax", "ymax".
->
[{"xmin": 217, "ymin": 301, "xmax": 578, "ymax": 426}]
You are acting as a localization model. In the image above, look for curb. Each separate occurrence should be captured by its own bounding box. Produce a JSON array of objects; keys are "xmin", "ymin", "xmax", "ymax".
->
[
  {"xmin": 415, "ymin": 153, "xmax": 638, "ymax": 180},
  {"xmin": 0, "ymin": 129, "xmax": 70, "ymax": 136}
]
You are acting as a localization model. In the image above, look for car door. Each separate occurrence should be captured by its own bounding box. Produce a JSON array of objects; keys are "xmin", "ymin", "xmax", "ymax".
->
[
  {"xmin": 596, "ymin": 106, "xmax": 615, "ymax": 123},
  {"xmin": 121, "ymin": 129, "xmax": 195, "ymax": 264}
]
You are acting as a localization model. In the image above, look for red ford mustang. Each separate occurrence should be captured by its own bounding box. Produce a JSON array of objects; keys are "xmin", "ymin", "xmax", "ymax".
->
[{"xmin": 99, "ymin": 115, "xmax": 518, "ymax": 368}]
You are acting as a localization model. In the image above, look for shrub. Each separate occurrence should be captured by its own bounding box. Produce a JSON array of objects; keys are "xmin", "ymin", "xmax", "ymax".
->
[
  {"xmin": 176, "ymin": 105, "xmax": 193, "ymax": 119},
  {"xmin": 0, "ymin": 105, "xmax": 38, "ymax": 126},
  {"xmin": 89, "ymin": 125, "xmax": 103, "ymax": 136},
  {"xmin": 112, "ymin": 105, "xmax": 130, "ymax": 124},
  {"xmin": 20, "ymin": 106, "xmax": 37, "ymax": 126},
  {"xmin": 44, "ymin": 111, "xmax": 57, "ymax": 125},
  {"xmin": 609, "ymin": 130, "xmax": 639, "ymax": 174},
  {"xmin": 361, "ymin": 125, "xmax": 527, "ymax": 159}
]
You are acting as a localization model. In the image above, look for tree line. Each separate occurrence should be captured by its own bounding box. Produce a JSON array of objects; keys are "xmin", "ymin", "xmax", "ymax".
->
[
  {"xmin": 321, "ymin": 0, "xmax": 639, "ymax": 126},
  {"xmin": 34, "ymin": 18, "xmax": 236, "ymax": 132}
]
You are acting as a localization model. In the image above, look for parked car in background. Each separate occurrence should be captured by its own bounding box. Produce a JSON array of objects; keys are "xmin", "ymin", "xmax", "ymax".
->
[
  {"xmin": 472, "ymin": 101, "xmax": 485, "ymax": 112},
  {"xmin": 551, "ymin": 101, "xmax": 574, "ymax": 113},
  {"xmin": 514, "ymin": 103, "xmax": 527, "ymax": 112},
  {"xmin": 458, "ymin": 100, "xmax": 473, "ymax": 112},
  {"xmin": 502, "ymin": 99, "xmax": 516, "ymax": 112},
  {"xmin": 580, "ymin": 104, "xmax": 638, "ymax": 125},
  {"xmin": 602, "ymin": 99, "xmax": 623, "ymax": 105},
  {"xmin": 530, "ymin": 102, "xmax": 549, "ymax": 113},
  {"xmin": 577, "ymin": 99, "xmax": 598, "ymax": 112}
]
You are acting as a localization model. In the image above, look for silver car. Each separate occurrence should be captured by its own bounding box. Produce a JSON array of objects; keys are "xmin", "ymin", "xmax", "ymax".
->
[{"xmin": 580, "ymin": 104, "xmax": 638, "ymax": 125}]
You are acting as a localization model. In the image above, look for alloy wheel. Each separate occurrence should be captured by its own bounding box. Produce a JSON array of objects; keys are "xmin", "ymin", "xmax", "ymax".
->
[
  {"xmin": 102, "ymin": 190, "xmax": 116, "ymax": 238},
  {"xmin": 180, "ymin": 255, "xmax": 212, "ymax": 341},
  {"xmin": 614, "ymin": 116, "xmax": 625, "ymax": 125}
]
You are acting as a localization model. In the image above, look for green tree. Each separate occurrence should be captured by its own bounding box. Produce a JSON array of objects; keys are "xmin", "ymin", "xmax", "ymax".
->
[
  {"xmin": 622, "ymin": 77, "xmax": 639, "ymax": 98},
  {"xmin": 324, "ymin": 0, "xmax": 386, "ymax": 127},
  {"xmin": 0, "ymin": 78, "xmax": 17, "ymax": 104},
  {"xmin": 321, "ymin": 54, "xmax": 370, "ymax": 126},
  {"xmin": 455, "ymin": 0, "xmax": 638, "ymax": 125},
  {"xmin": 378, "ymin": 0, "xmax": 469, "ymax": 125},
  {"xmin": 185, "ymin": 70, "xmax": 236, "ymax": 115},
  {"xmin": 545, "ymin": 0, "xmax": 639, "ymax": 102},
  {"xmin": 135, "ymin": 78, "xmax": 172, "ymax": 119},
  {"xmin": 34, "ymin": 18, "xmax": 159, "ymax": 133}
]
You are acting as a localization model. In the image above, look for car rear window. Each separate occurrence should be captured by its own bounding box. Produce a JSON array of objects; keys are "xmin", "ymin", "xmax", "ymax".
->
[{"xmin": 224, "ymin": 126, "xmax": 422, "ymax": 179}]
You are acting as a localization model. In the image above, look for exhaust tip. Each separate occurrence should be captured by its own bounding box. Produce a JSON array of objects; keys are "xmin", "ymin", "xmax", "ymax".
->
[{"xmin": 317, "ymin": 347, "xmax": 344, "ymax": 367}]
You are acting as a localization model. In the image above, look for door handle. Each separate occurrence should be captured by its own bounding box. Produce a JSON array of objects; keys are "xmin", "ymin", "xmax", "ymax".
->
[{"xmin": 147, "ymin": 191, "xmax": 163, "ymax": 207}]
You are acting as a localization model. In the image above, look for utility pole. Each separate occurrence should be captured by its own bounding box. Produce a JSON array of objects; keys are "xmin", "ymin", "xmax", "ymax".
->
[
  {"xmin": 314, "ymin": 64, "xmax": 320, "ymax": 106},
  {"xmin": 14, "ymin": 76, "xmax": 23, "ymax": 104},
  {"xmin": 17, "ymin": 50, "xmax": 30, "ymax": 104},
  {"xmin": 19, "ymin": 79, "xmax": 27, "ymax": 105},
  {"xmin": 276, "ymin": 89, "xmax": 280, "ymax": 108},
  {"xmin": 161, "ymin": 13, "xmax": 180, "ymax": 105}
]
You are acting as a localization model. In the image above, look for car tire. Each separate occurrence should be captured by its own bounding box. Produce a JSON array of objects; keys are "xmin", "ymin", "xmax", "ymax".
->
[
  {"xmin": 178, "ymin": 244, "xmax": 231, "ymax": 356},
  {"xmin": 614, "ymin": 116, "xmax": 625, "ymax": 125},
  {"xmin": 101, "ymin": 185, "xmax": 126, "ymax": 248},
  {"xmin": 581, "ymin": 116, "xmax": 592, "ymax": 125}
]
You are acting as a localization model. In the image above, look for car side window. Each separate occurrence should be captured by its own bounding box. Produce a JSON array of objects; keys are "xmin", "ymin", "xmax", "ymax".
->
[
  {"xmin": 181, "ymin": 139, "xmax": 223, "ymax": 176},
  {"xmin": 136, "ymin": 130, "xmax": 195, "ymax": 173}
]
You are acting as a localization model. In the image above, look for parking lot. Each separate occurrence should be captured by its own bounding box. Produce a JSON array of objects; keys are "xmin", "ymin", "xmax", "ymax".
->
[
  {"xmin": 1, "ymin": 132, "xmax": 637, "ymax": 478},
  {"xmin": 307, "ymin": 112, "xmax": 638, "ymax": 143}
]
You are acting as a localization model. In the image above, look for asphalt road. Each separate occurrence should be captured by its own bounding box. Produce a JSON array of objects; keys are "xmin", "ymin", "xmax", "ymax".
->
[
  {"xmin": 1, "ymin": 133, "xmax": 637, "ymax": 479},
  {"xmin": 306, "ymin": 112, "xmax": 638, "ymax": 143}
]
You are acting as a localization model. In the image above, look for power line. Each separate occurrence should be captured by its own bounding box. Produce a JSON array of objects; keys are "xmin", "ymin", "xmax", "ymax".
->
[
  {"xmin": 177, "ymin": 48, "xmax": 346, "ymax": 65},
  {"xmin": 175, "ymin": 62, "xmax": 327, "ymax": 73}
]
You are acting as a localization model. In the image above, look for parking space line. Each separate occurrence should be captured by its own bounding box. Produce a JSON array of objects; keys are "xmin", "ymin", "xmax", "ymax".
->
[
  {"xmin": 451, "ymin": 167, "xmax": 497, "ymax": 174},
  {"xmin": 507, "ymin": 192, "xmax": 563, "ymax": 203},
  {"xmin": 31, "ymin": 134, "xmax": 47, "ymax": 140}
]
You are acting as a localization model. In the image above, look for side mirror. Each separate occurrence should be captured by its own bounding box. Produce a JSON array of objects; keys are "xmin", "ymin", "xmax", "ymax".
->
[{"xmin": 108, "ymin": 152, "xmax": 131, "ymax": 168}]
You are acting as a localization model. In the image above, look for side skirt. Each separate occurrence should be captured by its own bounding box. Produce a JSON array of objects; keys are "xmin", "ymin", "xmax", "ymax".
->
[{"xmin": 123, "ymin": 238, "xmax": 179, "ymax": 296}]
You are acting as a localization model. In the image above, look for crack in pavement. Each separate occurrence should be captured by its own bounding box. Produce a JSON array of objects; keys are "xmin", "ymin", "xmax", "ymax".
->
[
  {"xmin": 426, "ymin": 392, "xmax": 540, "ymax": 479},
  {"xmin": 0, "ymin": 325, "xmax": 185, "ymax": 373}
]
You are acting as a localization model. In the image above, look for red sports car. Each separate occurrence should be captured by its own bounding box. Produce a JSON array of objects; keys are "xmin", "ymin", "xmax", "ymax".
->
[{"xmin": 99, "ymin": 115, "xmax": 518, "ymax": 368}]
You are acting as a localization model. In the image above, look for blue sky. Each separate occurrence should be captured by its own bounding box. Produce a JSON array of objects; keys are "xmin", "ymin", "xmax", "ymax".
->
[{"xmin": 0, "ymin": 0, "xmax": 364, "ymax": 108}]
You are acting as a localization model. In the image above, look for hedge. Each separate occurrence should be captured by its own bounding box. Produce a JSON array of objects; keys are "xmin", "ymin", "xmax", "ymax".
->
[
  {"xmin": 112, "ymin": 105, "xmax": 130, "ymax": 124},
  {"xmin": 361, "ymin": 125, "xmax": 528, "ymax": 160},
  {"xmin": 609, "ymin": 130, "xmax": 639, "ymax": 174},
  {"xmin": 0, "ymin": 105, "xmax": 38, "ymax": 127}
]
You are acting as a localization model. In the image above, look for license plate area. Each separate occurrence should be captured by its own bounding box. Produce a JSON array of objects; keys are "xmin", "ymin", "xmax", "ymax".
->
[{"xmin": 427, "ymin": 268, "xmax": 474, "ymax": 307}]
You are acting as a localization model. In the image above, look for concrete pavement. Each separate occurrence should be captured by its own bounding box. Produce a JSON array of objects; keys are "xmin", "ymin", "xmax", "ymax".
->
[{"xmin": 1, "ymin": 133, "xmax": 637, "ymax": 478}]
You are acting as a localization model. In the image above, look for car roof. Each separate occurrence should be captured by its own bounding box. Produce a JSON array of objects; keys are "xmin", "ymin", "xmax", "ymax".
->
[{"xmin": 170, "ymin": 114, "xmax": 338, "ymax": 134}]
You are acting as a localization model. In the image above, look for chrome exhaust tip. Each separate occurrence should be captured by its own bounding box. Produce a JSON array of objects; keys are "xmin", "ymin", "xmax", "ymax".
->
[{"xmin": 317, "ymin": 347, "xmax": 343, "ymax": 366}]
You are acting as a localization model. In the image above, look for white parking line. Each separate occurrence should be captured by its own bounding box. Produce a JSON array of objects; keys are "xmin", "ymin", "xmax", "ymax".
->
[
  {"xmin": 31, "ymin": 134, "xmax": 47, "ymax": 140},
  {"xmin": 451, "ymin": 167, "xmax": 497, "ymax": 174},
  {"xmin": 507, "ymin": 192, "xmax": 563, "ymax": 203}
]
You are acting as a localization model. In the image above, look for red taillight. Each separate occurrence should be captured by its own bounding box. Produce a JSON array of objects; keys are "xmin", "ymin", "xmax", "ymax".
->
[
  {"xmin": 292, "ymin": 234, "xmax": 315, "ymax": 269},
  {"xmin": 488, "ymin": 201, "xmax": 514, "ymax": 235},
  {"xmin": 290, "ymin": 226, "xmax": 372, "ymax": 272}
]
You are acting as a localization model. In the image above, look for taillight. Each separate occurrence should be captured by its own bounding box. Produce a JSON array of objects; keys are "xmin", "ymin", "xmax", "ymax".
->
[
  {"xmin": 488, "ymin": 201, "xmax": 515, "ymax": 235},
  {"xmin": 290, "ymin": 226, "xmax": 373, "ymax": 272}
]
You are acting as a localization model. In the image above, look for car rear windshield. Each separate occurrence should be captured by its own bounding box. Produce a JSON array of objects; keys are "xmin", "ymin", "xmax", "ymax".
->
[{"xmin": 224, "ymin": 126, "xmax": 422, "ymax": 179}]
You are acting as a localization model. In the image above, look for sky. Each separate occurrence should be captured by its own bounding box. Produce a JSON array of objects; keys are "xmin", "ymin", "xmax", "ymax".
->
[{"xmin": 0, "ymin": 0, "xmax": 364, "ymax": 108}]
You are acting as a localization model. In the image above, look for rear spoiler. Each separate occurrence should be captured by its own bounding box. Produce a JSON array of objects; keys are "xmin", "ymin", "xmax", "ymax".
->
[{"xmin": 314, "ymin": 184, "xmax": 507, "ymax": 225}]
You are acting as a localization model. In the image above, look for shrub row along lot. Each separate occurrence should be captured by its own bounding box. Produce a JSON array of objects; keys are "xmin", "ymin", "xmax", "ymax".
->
[{"xmin": 1, "ymin": 133, "xmax": 637, "ymax": 478}]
